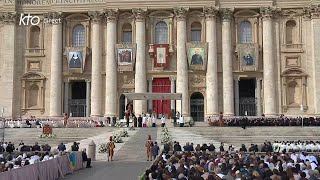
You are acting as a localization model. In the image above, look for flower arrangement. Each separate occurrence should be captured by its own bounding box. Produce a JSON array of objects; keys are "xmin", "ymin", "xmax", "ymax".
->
[
  {"xmin": 120, "ymin": 129, "xmax": 129, "ymax": 137},
  {"xmin": 113, "ymin": 134, "xmax": 123, "ymax": 143},
  {"xmin": 114, "ymin": 121, "xmax": 124, "ymax": 128},
  {"xmin": 98, "ymin": 143, "xmax": 108, "ymax": 153},
  {"xmin": 161, "ymin": 127, "xmax": 172, "ymax": 144},
  {"xmin": 38, "ymin": 134, "xmax": 56, "ymax": 138},
  {"xmin": 188, "ymin": 117, "xmax": 195, "ymax": 127}
]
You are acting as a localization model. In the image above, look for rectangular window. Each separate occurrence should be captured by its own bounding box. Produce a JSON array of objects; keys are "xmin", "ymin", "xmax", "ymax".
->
[
  {"xmin": 122, "ymin": 31, "xmax": 132, "ymax": 43},
  {"xmin": 191, "ymin": 30, "xmax": 201, "ymax": 42}
]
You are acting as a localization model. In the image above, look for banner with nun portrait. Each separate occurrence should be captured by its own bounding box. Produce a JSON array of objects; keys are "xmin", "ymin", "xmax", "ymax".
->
[{"xmin": 65, "ymin": 47, "xmax": 88, "ymax": 73}]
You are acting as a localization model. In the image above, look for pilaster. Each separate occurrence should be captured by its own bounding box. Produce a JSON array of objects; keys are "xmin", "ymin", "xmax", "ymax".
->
[{"xmin": 0, "ymin": 12, "xmax": 17, "ymax": 117}]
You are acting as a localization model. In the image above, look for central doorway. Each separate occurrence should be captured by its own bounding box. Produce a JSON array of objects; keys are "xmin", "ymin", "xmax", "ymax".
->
[
  {"xmin": 239, "ymin": 78, "xmax": 256, "ymax": 116},
  {"xmin": 190, "ymin": 92, "xmax": 204, "ymax": 121},
  {"xmin": 152, "ymin": 78, "xmax": 171, "ymax": 118},
  {"xmin": 69, "ymin": 81, "xmax": 86, "ymax": 117}
]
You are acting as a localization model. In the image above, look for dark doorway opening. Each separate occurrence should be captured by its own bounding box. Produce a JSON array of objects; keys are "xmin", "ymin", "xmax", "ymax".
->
[
  {"xmin": 190, "ymin": 92, "xmax": 204, "ymax": 121},
  {"xmin": 119, "ymin": 94, "xmax": 125, "ymax": 119},
  {"xmin": 239, "ymin": 78, "xmax": 256, "ymax": 116},
  {"xmin": 69, "ymin": 81, "xmax": 86, "ymax": 117}
]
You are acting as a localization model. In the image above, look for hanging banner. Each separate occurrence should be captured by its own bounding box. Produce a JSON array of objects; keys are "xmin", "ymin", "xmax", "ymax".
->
[{"xmin": 153, "ymin": 44, "xmax": 169, "ymax": 68}]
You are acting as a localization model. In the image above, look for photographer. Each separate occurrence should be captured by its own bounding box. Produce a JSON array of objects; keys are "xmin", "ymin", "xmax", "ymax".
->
[{"xmin": 71, "ymin": 142, "xmax": 79, "ymax": 151}]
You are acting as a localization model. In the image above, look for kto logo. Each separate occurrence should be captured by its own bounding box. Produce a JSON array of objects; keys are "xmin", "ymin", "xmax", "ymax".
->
[{"xmin": 19, "ymin": 13, "xmax": 61, "ymax": 26}]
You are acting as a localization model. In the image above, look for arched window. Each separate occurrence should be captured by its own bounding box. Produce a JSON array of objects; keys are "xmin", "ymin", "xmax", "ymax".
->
[
  {"xmin": 122, "ymin": 23, "xmax": 132, "ymax": 43},
  {"xmin": 29, "ymin": 26, "xmax": 40, "ymax": 48},
  {"xmin": 286, "ymin": 20, "xmax": 296, "ymax": 44},
  {"xmin": 72, "ymin": 24, "xmax": 85, "ymax": 47},
  {"xmin": 28, "ymin": 84, "xmax": 39, "ymax": 108},
  {"xmin": 191, "ymin": 22, "xmax": 202, "ymax": 42},
  {"xmin": 239, "ymin": 21, "xmax": 252, "ymax": 43},
  {"xmin": 155, "ymin": 21, "xmax": 168, "ymax": 44}
]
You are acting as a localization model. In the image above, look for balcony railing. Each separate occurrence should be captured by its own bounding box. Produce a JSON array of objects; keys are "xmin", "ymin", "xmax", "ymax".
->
[
  {"xmin": 25, "ymin": 48, "xmax": 45, "ymax": 56},
  {"xmin": 281, "ymin": 44, "xmax": 304, "ymax": 53}
]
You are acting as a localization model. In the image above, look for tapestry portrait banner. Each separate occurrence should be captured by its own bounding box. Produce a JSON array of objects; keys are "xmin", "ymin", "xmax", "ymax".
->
[
  {"xmin": 186, "ymin": 42, "xmax": 208, "ymax": 71},
  {"xmin": 65, "ymin": 47, "xmax": 87, "ymax": 73},
  {"xmin": 237, "ymin": 44, "xmax": 259, "ymax": 72},
  {"xmin": 116, "ymin": 43, "xmax": 136, "ymax": 72},
  {"xmin": 153, "ymin": 44, "xmax": 169, "ymax": 68}
]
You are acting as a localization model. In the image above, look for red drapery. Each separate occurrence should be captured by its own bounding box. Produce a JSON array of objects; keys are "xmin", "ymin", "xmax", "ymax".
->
[{"xmin": 152, "ymin": 78, "xmax": 171, "ymax": 117}]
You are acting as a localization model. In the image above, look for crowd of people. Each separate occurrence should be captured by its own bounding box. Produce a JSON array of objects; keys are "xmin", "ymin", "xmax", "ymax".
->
[
  {"xmin": 0, "ymin": 140, "xmax": 92, "ymax": 173},
  {"xmin": 208, "ymin": 116, "xmax": 320, "ymax": 127},
  {"xmin": 143, "ymin": 141, "xmax": 320, "ymax": 180},
  {"xmin": 273, "ymin": 141, "xmax": 320, "ymax": 153}
]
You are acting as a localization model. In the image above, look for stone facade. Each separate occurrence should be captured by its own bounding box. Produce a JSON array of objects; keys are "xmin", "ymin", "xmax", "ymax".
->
[{"xmin": 0, "ymin": 0, "xmax": 320, "ymax": 119}]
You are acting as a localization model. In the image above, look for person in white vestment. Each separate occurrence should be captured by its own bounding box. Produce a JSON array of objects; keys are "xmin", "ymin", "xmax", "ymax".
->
[
  {"xmin": 161, "ymin": 115, "xmax": 166, "ymax": 127},
  {"xmin": 142, "ymin": 114, "xmax": 147, "ymax": 127}
]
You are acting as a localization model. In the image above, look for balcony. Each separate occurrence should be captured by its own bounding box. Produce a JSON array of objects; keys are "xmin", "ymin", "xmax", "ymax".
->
[
  {"xmin": 25, "ymin": 48, "xmax": 45, "ymax": 57},
  {"xmin": 148, "ymin": 44, "xmax": 174, "ymax": 57},
  {"xmin": 281, "ymin": 44, "xmax": 304, "ymax": 53}
]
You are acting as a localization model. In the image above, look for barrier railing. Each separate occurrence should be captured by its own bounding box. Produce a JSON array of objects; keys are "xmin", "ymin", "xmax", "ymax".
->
[{"xmin": 0, "ymin": 151, "xmax": 83, "ymax": 180}]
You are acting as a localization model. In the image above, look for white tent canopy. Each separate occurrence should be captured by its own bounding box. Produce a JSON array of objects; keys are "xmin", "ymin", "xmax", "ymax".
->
[{"xmin": 123, "ymin": 93, "xmax": 182, "ymax": 100}]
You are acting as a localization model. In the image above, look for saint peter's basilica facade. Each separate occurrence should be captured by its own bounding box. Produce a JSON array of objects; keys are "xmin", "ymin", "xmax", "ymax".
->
[{"xmin": 0, "ymin": 0, "xmax": 320, "ymax": 120}]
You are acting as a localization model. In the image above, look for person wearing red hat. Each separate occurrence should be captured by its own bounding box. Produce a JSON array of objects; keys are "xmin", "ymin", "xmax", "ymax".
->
[
  {"xmin": 145, "ymin": 135, "xmax": 153, "ymax": 161},
  {"xmin": 107, "ymin": 136, "xmax": 115, "ymax": 161}
]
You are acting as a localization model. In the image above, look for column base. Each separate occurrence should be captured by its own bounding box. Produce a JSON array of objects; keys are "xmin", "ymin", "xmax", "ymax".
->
[
  {"xmin": 263, "ymin": 114, "xmax": 278, "ymax": 117},
  {"xmin": 90, "ymin": 115, "xmax": 102, "ymax": 117},
  {"xmin": 223, "ymin": 113, "xmax": 234, "ymax": 117}
]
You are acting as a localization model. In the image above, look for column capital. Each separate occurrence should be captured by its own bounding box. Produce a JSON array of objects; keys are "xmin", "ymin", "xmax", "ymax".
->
[
  {"xmin": 203, "ymin": 6, "xmax": 219, "ymax": 20},
  {"xmin": 88, "ymin": 11, "xmax": 103, "ymax": 24},
  {"xmin": 103, "ymin": 9, "xmax": 118, "ymax": 23},
  {"xmin": 174, "ymin": 7, "xmax": 189, "ymax": 21},
  {"xmin": 0, "ymin": 12, "xmax": 17, "ymax": 24},
  {"xmin": 85, "ymin": 79, "xmax": 91, "ymax": 83},
  {"xmin": 132, "ymin": 8, "xmax": 147, "ymax": 22},
  {"xmin": 44, "ymin": 11, "xmax": 64, "ymax": 24},
  {"xmin": 169, "ymin": 76, "xmax": 176, "ymax": 81},
  {"xmin": 260, "ymin": 6, "xmax": 280, "ymax": 20},
  {"xmin": 220, "ymin": 8, "xmax": 234, "ymax": 22},
  {"xmin": 303, "ymin": 5, "xmax": 320, "ymax": 20}
]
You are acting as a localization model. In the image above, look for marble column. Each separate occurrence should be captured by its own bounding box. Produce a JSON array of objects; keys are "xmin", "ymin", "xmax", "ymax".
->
[
  {"xmin": 221, "ymin": 9, "xmax": 234, "ymax": 116},
  {"xmin": 88, "ymin": 11, "xmax": 103, "ymax": 117},
  {"xmin": 104, "ymin": 9, "xmax": 118, "ymax": 117},
  {"xmin": 204, "ymin": 7, "xmax": 219, "ymax": 116},
  {"xmin": 261, "ymin": 7, "xmax": 277, "ymax": 116},
  {"xmin": 256, "ymin": 78, "xmax": 262, "ymax": 116},
  {"xmin": 133, "ymin": 9, "xmax": 147, "ymax": 115},
  {"xmin": 0, "ymin": 12, "xmax": 16, "ymax": 117},
  {"xmin": 310, "ymin": 9, "xmax": 320, "ymax": 115},
  {"xmin": 148, "ymin": 78, "xmax": 153, "ymax": 112},
  {"xmin": 234, "ymin": 78, "xmax": 239, "ymax": 116},
  {"xmin": 86, "ymin": 80, "xmax": 91, "ymax": 117},
  {"xmin": 170, "ymin": 77, "xmax": 176, "ymax": 111},
  {"xmin": 174, "ymin": 7, "xmax": 189, "ymax": 116},
  {"xmin": 49, "ymin": 12, "xmax": 63, "ymax": 117},
  {"xmin": 64, "ymin": 80, "xmax": 69, "ymax": 114}
]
